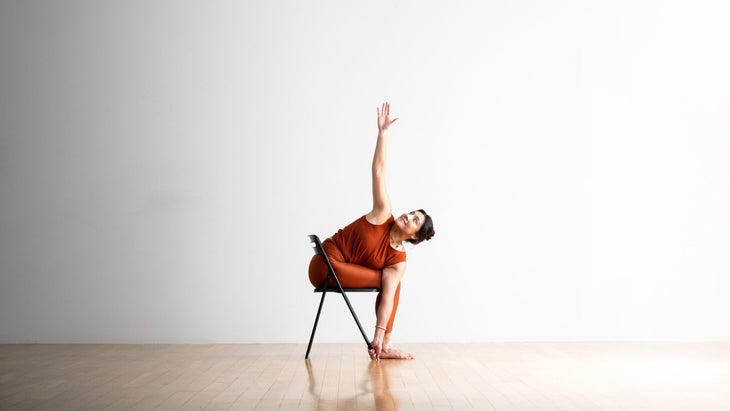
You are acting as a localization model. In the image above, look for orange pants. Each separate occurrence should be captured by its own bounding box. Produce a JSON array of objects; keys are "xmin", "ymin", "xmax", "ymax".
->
[{"xmin": 308, "ymin": 254, "xmax": 401, "ymax": 333}]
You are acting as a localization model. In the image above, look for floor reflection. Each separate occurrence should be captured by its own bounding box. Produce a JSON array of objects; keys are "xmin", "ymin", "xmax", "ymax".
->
[
  {"xmin": 305, "ymin": 358, "xmax": 406, "ymax": 410},
  {"xmin": 369, "ymin": 360, "xmax": 402, "ymax": 411}
]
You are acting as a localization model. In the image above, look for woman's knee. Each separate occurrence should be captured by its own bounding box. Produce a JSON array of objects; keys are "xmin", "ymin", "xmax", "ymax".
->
[{"xmin": 308, "ymin": 255, "xmax": 328, "ymax": 287}]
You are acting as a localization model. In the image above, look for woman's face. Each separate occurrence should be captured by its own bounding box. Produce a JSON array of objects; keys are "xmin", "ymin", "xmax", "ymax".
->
[{"xmin": 396, "ymin": 211, "xmax": 426, "ymax": 238}]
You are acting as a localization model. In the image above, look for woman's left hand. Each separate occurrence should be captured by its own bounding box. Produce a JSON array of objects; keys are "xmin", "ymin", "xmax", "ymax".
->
[{"xmin": 369, "ymin": 338, "xmax": 383, "ymax": 360}]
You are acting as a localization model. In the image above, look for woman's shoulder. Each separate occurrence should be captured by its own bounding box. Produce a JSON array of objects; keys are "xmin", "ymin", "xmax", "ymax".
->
[{"xmin": 365, "ymin": 211, "xmax": 394, "ymax": 226}]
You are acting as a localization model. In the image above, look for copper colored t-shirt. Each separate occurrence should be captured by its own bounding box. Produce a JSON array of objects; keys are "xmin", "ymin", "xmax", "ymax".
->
[{"xmin": 323, "ymin": 214, "xmax": 406, "ymax": 269}]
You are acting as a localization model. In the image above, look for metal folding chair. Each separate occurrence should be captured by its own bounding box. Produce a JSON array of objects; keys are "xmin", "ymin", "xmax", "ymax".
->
[{"xmin": 305, "ymin": 234, "xmax": 379, "ymax": 359}]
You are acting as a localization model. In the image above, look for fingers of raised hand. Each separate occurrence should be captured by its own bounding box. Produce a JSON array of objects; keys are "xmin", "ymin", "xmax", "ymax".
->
[{"xmin": 378, "ymin": 102, "xmax": 391, "ymax": 117}]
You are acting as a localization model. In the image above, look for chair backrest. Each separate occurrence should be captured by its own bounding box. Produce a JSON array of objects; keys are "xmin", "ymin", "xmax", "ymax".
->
[
  {"xmin": 308, "ymin": 234, "xmax": 326, "ymax": 257},
  {"xmin": 309, "ymin": 234, "xmax": 337, "ymax": 278}
]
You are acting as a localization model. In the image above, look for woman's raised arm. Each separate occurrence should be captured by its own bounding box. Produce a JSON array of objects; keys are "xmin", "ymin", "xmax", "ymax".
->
[{"xmin": 367, "ymin": 102, "xmax": 399, "ymax": 225}]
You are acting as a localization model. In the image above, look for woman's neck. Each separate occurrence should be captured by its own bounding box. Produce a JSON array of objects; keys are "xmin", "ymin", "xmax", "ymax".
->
[{"xmin": 389, "ymin": 226, "xmax": 409, "ymax": 248}]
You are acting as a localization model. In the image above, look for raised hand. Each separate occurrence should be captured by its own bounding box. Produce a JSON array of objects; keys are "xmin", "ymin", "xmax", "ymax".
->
[{"xmin": 377, "ymin": 102, "xmax": 399, "ymax": 135}]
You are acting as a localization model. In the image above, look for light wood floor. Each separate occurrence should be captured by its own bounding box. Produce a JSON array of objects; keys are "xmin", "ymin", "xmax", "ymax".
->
[{"xmin": 1, "ymin": 343, "xmax": 729, "ymax": 410}]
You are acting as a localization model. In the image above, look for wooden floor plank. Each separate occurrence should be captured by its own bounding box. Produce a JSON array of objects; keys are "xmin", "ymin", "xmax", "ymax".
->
[{"xmin": 1, "ymin": 342, "xmax": 729, "ymax": 410}]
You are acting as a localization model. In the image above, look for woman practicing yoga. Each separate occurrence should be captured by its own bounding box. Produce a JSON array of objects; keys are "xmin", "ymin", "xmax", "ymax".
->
[{"xmin": 308, "ymin": 102, "xmax": 435, "ymax": 360}]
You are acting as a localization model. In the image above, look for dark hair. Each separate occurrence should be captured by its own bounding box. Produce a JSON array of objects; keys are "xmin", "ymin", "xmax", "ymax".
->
[{"xmin": 406, "ymin": 209, "xmax": 435, "ymax": 245}]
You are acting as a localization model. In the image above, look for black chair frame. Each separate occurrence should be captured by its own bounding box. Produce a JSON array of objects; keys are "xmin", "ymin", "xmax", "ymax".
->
[{"xmin": 305, "ymin": 234, "xmax": 379, "ymax": 359}]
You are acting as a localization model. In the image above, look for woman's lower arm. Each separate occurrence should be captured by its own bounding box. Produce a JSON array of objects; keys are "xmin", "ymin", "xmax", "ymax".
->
[
  {"xmin": 374, "ymin": 298, "xmax": 393, "ymax": 340},
  {"xmin": 372, "ymin": 134, "xmax": 387, "ymax": 174}
]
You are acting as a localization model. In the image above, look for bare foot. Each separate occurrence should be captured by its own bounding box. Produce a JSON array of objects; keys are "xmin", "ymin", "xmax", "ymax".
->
[{"xmin": 380, "ymin": 345, "xmax": 415, "ymax": 359}]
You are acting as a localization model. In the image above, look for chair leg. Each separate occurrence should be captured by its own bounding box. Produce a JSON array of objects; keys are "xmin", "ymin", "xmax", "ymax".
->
[
  {"xmin": 305, "ymin": 289, "xmax": 327, "ymax": 359},
  {"xmin": 337, "ymin": 290, "xmax": 373, "ymax": 351}
]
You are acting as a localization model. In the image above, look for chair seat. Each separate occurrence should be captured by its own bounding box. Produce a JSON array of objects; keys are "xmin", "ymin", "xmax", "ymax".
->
[{"xmin": 314, "ymin": 287, "xmax": 380, "ymax": 293}]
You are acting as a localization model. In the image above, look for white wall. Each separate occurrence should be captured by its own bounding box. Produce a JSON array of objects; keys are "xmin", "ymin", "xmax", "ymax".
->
[{"xmin": 1, "ymin": 0, "xmax": 728, "ymax": 343}]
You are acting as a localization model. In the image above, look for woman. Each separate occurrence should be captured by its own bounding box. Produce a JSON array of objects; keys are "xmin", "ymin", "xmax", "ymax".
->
[{"xmin": 308, "ymin": 102, "xmax": 435, "ymax": 360}]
